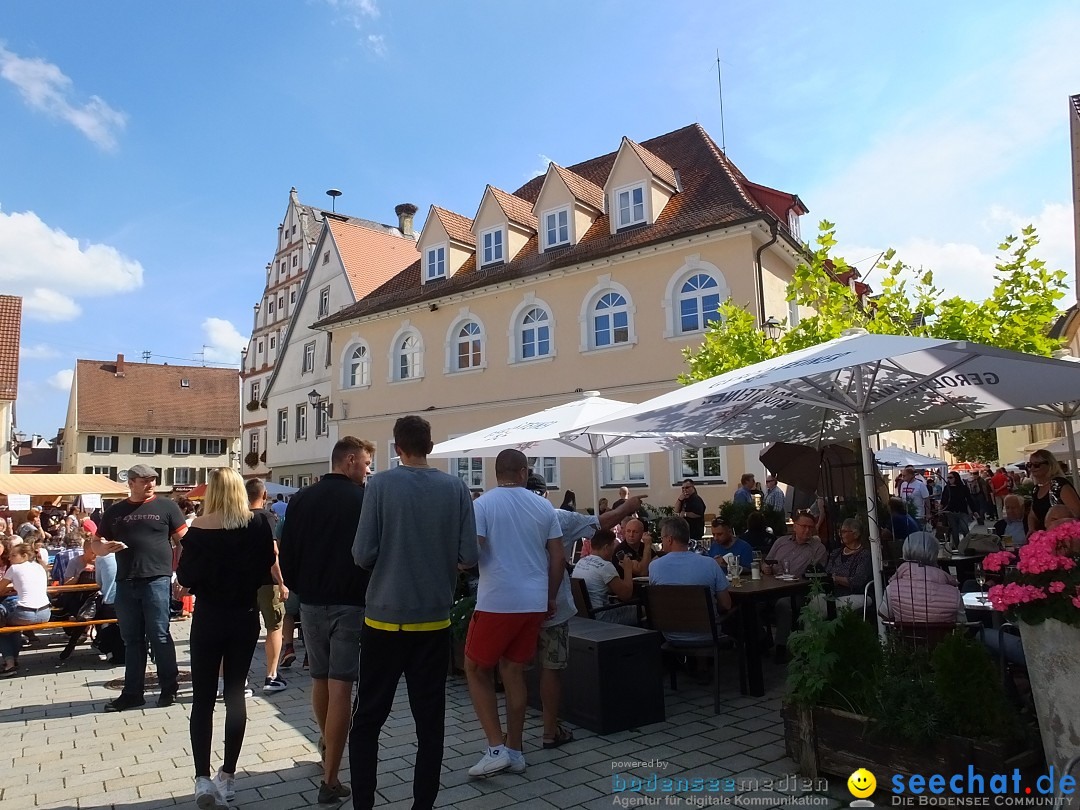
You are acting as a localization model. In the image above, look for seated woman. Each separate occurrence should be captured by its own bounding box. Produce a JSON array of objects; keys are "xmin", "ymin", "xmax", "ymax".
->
[
  {"xmin": 0, "ymin": 543, "xmax": 51, "ymax": 676},
  {"xmin": 880, "ymin": 531, "xmax": 964, "ymax": 624},
  {"xmin": 570, "ymin": 529, "xmax": 638, "ymax": 625},
  {"xmin": 808, "ymin": 518, "xmax": 873, "ymax": 616}
]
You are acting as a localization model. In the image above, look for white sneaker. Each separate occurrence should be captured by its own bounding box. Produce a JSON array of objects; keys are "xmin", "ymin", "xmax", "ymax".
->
[
  {"xmin": 211, "ymin": 769, "xmax": 235, "ymax": 801},
  {"xmin": 194, "ymin": 776, "xmax": 228, "ymax": 809},
  {"xmin": 507, "ymin": 752, "xmax": 526, "ymax": 774},
  {"xmin": 468, "ymin": 747, "xmax": 510, "ymax": 778}
]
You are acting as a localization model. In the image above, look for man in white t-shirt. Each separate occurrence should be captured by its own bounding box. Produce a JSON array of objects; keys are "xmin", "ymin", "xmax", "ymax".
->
[
  {"xmin": 570, "ymin": 529, "xmax": 637, "ymax": 624},
  {"xmin": 466, "ymin": 450, "xmax": 564, "ymax": 779},
  {"xmin": 899, "ymin": 466, "xmax": 929, "ymax": 524}
]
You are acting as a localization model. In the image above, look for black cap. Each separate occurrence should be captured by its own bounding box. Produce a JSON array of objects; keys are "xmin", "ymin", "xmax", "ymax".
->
[{"xmin": 525, "ymin": 474, "xmax": 548, "ymax": 493}]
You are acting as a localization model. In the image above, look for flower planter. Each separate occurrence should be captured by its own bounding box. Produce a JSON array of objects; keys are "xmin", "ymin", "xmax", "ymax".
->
[
  {"xmin": 1018, "ymin": 618, "xmax": 1080, "ymax": 773},
  {"xmin": 781, "ymin": 702, "xmax": 1037, "ymax": 780}
]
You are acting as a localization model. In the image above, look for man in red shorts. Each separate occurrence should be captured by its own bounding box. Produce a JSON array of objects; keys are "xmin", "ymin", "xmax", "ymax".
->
[{"xmin": 466, "ymin": 449, "xmax": 564, "ymax": 778}]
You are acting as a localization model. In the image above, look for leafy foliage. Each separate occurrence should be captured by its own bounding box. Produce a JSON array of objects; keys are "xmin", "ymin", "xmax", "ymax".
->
[
  {"xmin": 683, "ymin": 223, "xmax": 1067, "ymax": 383},
  {"xmin": 872, "ymin": 638, "xmax": 941, "ymax": 743},
  {"xmin": 930, "ymin": 632, "xmax": 1020, "ymax": 740},
  {"xmin": 717, "ymin": 501, "xmax": 787, "ymax": 536},
  {"xmin": 942, "ymin": 428, "xmax": 1000, "ymax": 464}
]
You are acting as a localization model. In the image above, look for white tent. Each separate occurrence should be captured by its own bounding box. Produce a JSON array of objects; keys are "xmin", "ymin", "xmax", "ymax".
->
[
  {"xmin": 581, "ymin": 330, "xmax": 1080, "ymax": 622},
  {"xmin": 874, "ymin": 446, "xmax": 948, "ymax": 474}
]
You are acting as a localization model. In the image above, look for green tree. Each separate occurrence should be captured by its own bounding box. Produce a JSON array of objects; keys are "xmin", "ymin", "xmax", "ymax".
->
[
  {"xmin": 682, "ymin": 222, "xmax": 1067, "ymax": 383},
  {"xmin": 942, "ymin": 428, "xmax": 999, "ymax": 464}
]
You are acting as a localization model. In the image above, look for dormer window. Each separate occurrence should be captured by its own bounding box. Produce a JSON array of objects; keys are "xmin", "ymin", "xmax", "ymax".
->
[
  {"xmin": 481, "ymin": 228, "xmax": 504, "ymax": 266},
  {"xmin": 426, "ymin": 245, "xmax": 446, "ymax": 280},
  {"xmin": 543, "ymin": 207, "xmax": 570, "ymax": 250},
  {"xmin": 787, "ymin": 210, "xmax": 801, "ymax": 240},
  {"xmin": 615, "ymin": 184, "xmax": 646, "ymax": 229}
]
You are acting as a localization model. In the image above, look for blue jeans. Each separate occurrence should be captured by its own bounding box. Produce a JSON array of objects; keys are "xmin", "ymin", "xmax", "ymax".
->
[
  {"xmin": 114, "ymin": 576, "xmax": 178, "ymax": 697},
  {"xmin": 0, "ymin": 605, "xmax": 52, "ymax": 661}
]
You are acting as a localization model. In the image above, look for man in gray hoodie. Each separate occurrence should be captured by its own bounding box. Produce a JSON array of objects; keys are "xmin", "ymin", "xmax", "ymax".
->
[{"xmin": 349, "ymin": 415, "xmax": 479, "ymax": 810}]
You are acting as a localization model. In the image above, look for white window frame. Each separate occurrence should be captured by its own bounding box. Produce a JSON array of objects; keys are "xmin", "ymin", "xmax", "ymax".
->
[
  {"xmin": 425, "ymin": 243, "xmax": 446, "ymax": 281},
  {"xmin": 90, "ymin": 465, "xmax": 112, "ymax": 476},
  {"xmin": 386, "ymin": 440, "xmax": 400, "ymax": 470},
  {"xmin": 268, "ymin": 299, "xmax": 276, "ymax": 314},
  {"xmin": 277, "ymin": 409, "xmax": 288, "ymax": 443},
  {"xmin": 296, "ymin": 404, "xmax": 307, "ymax": 440},
  {"xmin": 451, "ymin": 456, "xmax": 484, "ymax": 489},
  {"xmin": 592, "ymin": 293, "xmax": 630, "ymax": 347},
  {"xmin": 542, "ymin": 206, "xmax": 570, "ymax": 250},
  {"xmin": 92, "ymin": 436, "xmax": 111, "ymax": 453},
  {"xmin": 527, "ymin": 456, "xmax": 559, "ymax": 489},
  {"xmin": 450, "ymin": 319, "xmax": 485, "ymax": 372},
  {"xmin": 677, "ymin": 272, "xmax": 723, "ymax": 335},
  {"xmin": 389, "ymin": 325, "xmax": 424, "ymax": 383},
  {"xmin": 316, "ymin": 399, "xmax": 329, "ymax": 437},
  {"xmin": 298, "ymin": 474, "xmax": 312, "ymax": 487},
  {"xmin": 250, "ymin": 381, "xmax": 260, "ymax": 403},
  {"xmin": 173, "ymin": 467, "xmax": 195, "ymax": 486},
  {"xmin": 344, "ymin": 342, "xmax": 371, "ymax": 389},
  {"xmin": 302, "ymin": 341, "xmax": 316, "ymax": 374},
  {"xmin": 174, "ymin": 438, "xmax": 192, "ymax": 455},
  {"xmin": 673, "ymin": 446, "xmax": 725, "ymax": 484},
  {"xmin": 788, "ymin": 297, "xmax": 801, "ymax": 328},
  {"xmin": 602, "ymin": 454, "xmax": 648, "ymax": 486},
  {"xmin": 662, "ymin": 258, "xmax": 731, "ymax": 339},
  {"xmin": 480, "ymin": 227, "xmax": 504, "ymax": 266},
  {"xmin": 204, "ymin": 439, "xmax": 224, "ymax": 456},
  {"xmin": 579, "ymin": 278, "xmax": 637, "ymax": 352},
  {"xmin": 280, "ymin": 476, "xmax": 294, "ymax": 487},
  {"xmin": 138, "ymin": 437, "xmax": 155, "ymax": 454},
  {"xmin": 787, "ymin": 210, "xmax": 801, "ymax": 241},
  {"xmin": 614, "ymin": 182, "xmax": 647, "ymax": 229},
  {"xmin": 318, "ymin": 286, "xmax": 331, "ymax": 318},
  {"xmin": 269, "ymin": 336, "xmax": 276, "ymax": 349},
  {"xmin": 249, "ymin": 430, "xmax": 260, "ymax": 456},
  {"xmin": 508, "ymin": 296, "xmax": 556, "ymax": 363}
]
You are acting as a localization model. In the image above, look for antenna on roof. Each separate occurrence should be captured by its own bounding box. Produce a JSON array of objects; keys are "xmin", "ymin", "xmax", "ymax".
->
[
  {"xmin": 716, "ymin": 49, "xmax": 727, "ymax": 155},
  {"xmin": 141, "ymin": 350, "xmax": 151, "ymax": 363},
  {"xmin": 326, "ymin": 188, "xmax": 342, "ymax": 213}
]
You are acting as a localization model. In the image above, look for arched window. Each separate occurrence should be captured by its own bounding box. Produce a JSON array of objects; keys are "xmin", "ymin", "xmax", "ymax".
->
[
  {"xmin": 456, "ymin": 321, "xmax": 483, "ymax": 370},
  {"xmin": 396, "ymin": 333, "xmax": 422, "ymax": 381},
  {"xmin": 519, "ymin": 307, "xmax": 551, "ymax": 359},
  {"xmin": 678, "ymin": 273, "xmax": 721, "ymax": 333},
  {"xmin": 593, "ymin": 292, "xmax": 630, "ymax": 347},
  {"xmin": 346, "ymin": 344, "xmax": 369, "ymax": 388}
]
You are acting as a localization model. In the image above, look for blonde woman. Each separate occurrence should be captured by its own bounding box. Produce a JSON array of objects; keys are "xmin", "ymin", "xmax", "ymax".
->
[
  {"xmin": 1027, "ymin": 449, "xmax": 1080, "ymax": 533},
  {"xmin": 176, "ymin": 468, "xmax": 274, "ymax": 809}
]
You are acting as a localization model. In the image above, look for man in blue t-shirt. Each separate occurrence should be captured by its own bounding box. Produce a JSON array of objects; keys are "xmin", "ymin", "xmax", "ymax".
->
[
  {"xmin": 649, "ymin": 516, "xmax": 731, "ymax": 644},
  {"xmin": 706, "ymin": 517, "xmax": 753, "ymax": 571}
]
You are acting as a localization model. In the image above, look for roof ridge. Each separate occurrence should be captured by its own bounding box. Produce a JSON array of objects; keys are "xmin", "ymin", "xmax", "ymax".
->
[
  {"xmin": 549, "ymin": 164, "xmax": 605, "ymax": 211},
  {"xmin": 687, "ymin": 123, "xmax": 761, "ymax": 212},
  {"xmin": 622, "ymin": 136, "xmax": 678, "ymax": 188}
]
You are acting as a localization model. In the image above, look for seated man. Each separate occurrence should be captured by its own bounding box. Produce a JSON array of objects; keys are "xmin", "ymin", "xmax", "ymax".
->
[
  {"xmin": 739, "ymin": 511, "xmax": 773, "ymax": 555},
  {"xmin": 648, "ymin": 516, "xmax": 731, "ymax": 645},
  {"xmin": 993, "ymin": 494, "xmax": 1027, "ymax": 548},
  {"xmin": 570, "ymin": 529, "xmax": 638, "ymax": 625},
  {"xmin": 762, "ymin": 512, "xmax": 827, "ymax": 661},
  {"xmin": 612, "ymin": 517, "xmax": 653, "ymax": 577},
  {"xmin": 706, "ymin": 518, "xmax": 753, "ymax": 571},
  {"xmin": 889, "ymin": 497, "xmax": 920, "ymax": 543}
]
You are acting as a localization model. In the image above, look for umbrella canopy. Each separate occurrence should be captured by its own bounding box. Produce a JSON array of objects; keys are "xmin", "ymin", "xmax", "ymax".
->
[
  {"xmin": 582, "ymin": 330, "xmax": 1080, "ymax": 627},
  {"xmin": 874, "ymin": 446, "xmax": 948, "ymax": 472},
  {"xmin": 759, "ymin": 442, "xmax": 857, "ymax": 492},
  {"xmin": 428, "ymin": 391, "xmax": 687, "ymax": 510}
]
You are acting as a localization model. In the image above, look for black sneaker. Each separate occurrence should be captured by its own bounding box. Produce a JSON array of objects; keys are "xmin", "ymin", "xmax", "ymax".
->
[
  {"xmin": 157, "ymin": 689, "xmax": 178, "ymax": 708},
  {"xmin": 105, "ymin": 694, "xmax": 146, "ymax": 713}
]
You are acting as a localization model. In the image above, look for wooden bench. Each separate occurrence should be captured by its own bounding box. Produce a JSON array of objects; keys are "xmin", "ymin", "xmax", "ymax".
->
[{"xmin": 0, "ymin": 615, "xmax": 117, "ymax": 660}]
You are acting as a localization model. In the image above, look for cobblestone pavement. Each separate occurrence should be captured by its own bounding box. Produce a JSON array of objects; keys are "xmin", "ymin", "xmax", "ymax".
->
[{"xmin": 0, "ymin": 621, "xmax": 851, "ymax": 809}]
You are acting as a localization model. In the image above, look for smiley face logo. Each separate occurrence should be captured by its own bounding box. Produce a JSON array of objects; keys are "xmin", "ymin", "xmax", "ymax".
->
[{"xmin": 848, "ymin": 768, "xmax": 876, "ymax": 798}]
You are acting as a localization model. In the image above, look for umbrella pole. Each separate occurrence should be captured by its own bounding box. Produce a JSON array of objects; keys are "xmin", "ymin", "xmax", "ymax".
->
[
  {"xmin": 591, "ymin": 455, "xmax": 602, "ymax": 516},
  {"xmin": 858, "ymin": 414, "xmax": 886, "ymax": 639}
]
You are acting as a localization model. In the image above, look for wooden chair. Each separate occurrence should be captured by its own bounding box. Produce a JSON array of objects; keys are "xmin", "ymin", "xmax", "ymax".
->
[
  {"xmin": 881, "ymin": 620, "xmax": 982, "ymax": 651},
  {"xmin": 570, "ymin": 577, "xmax": 635, "ymax": 622},
  {"xmin": 643, "ymin": 585, "xmax": 739, "ymax": 714}
]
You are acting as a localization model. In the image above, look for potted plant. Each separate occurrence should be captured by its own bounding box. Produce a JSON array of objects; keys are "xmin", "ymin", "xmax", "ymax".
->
[
  {"xmin": 717, "ymin": 500, "xmax": 787, "ymax": 537},
  {"xmin": 244, "ymin": 451, "xmax": 260, "ymax": 469},
  {"xmin": 245, "ymin": 399, "xmax": 261, "ymax": 412},
  {"xmin": 983, "ymin": 521, "xmax": 1080, "ymax": 772},
  {"xmin": 447, "ymin": 571, "xmax": 476, "ymax": 675}
]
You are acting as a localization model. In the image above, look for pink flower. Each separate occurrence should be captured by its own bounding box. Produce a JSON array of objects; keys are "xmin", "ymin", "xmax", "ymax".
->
[
  {"xmin": 1049, "ymin": 581, "xmax": 1067, "ymax": 594},
  {"xmin": 989, "ymin": 582, "xmax": 1049, "ymax": 610},
  {"xmin": 1073, "ymin": 594, "xmax": 1080, "ymax": 610},
  {"xmin": 1016, "ymin": 531, "xmax": 1077, "ymax": 574},
  {"xmin": 982, "ymin": 551, "xmax": 1015, "ymax": 572}
]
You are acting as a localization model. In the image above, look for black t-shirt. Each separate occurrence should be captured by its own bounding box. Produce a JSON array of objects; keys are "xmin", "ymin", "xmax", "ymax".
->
[
  {"xmin": 678, "ymin": 493, "xmax": 707, "ymax": 541},
  {"xmin": 612, "ymin": 541, "xmax": 644, "ymax": 577},
  {"xmin": 99, "ymin": 496, "xmax": 187, "ymax": 580},
  {"xmin": 176, "ymin": 512, "xmax": 275, "ymax": 609}
]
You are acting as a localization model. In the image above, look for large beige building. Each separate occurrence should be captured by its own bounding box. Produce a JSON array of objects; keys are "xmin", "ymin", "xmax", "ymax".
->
[
  {"xmin": 316, "ymin": 124, "xmax": 813, "ymax": 508},
  {"xmin": 61, "ymin": 355, "xmax": 241, "ymax": 492}
]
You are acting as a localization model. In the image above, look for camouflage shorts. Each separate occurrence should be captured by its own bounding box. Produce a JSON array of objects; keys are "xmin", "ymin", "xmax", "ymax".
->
[{"xmin": 536, "ymin": 621, "xmax": 569, "ymax": 670}]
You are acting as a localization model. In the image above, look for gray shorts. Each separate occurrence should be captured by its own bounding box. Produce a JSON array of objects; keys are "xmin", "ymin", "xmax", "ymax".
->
[{"xmin": 299, "ymin": 603, "xmax": 364, "ymax": 681}]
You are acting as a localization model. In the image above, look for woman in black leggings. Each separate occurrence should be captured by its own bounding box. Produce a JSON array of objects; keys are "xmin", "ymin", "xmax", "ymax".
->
[{"xmin": 177, "ymin": 468, "xmax": 274, "ymax": 809}]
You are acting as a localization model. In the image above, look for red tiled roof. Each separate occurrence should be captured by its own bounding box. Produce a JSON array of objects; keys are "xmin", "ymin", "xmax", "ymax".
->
[
  {"xmin": 75, "ymin": 358, "xmax": 240, "ymax": 436},
  {"xmin": 317, "ymin": 123, "xmax": 802, "ymax": 328},
  {"xmin": 0, "ymin": 295, "xmax": 21, "ymax": 401},
  {"xmin": 486, "ymin": 186, "xmax": 538, "ymax": 231},
  {"xmin": 431, "ymin": 206, "xmax": 475, "ymax": 245},
  {"xmin": 623, "ymin": 137, "xmax": 678, "ymax": 189},
  {"xmin": 325, "ymin": 218, "xmax": 419, "ymax": 301},
  {"xmin": 548, "ymin": 164, "xmax": 604, "ymax": 211}
]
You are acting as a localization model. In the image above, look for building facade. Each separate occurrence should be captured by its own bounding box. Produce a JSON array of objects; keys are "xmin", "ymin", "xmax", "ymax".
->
[
  {"xmin": 61, "ymin": 355, "xmax": 241, "ymax": 492},
  {"xmin": 316, "ymin": 123, "xmax": 813, "ymax": 508},
  {"xmin": 260, "ymin": 209, "xmax": 418, "ymax": 485}
]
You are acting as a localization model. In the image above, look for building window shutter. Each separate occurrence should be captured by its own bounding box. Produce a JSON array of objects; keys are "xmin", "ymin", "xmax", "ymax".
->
[
  {"xmin": 165, "ymin": 468, "xmax": 174, "ymax": 485},
  {"xmin": 87, "ymin": 436, "xmax": 95, "ymax": 452},
  {"xmin": 109, "ymin": 467, "xmax": 118, "ymax": 480},
  {"xmin": 84, "ymin": 466, "xmax": 92, "ymax": 474},
  {"xmin": 199, "ymin": 439, "xmax": 207, "ymax": 455},
  {"xmin": 132, "ymin": 437, "xmax": 141, "ymax": 453},
  {"xmin": 197, "ymin": 468, "xmax": 206, "ymax": 484},
  {"xmin": 327, "ymin": 403, "xmax": 334, "ymax": 419},
  {"xmin": 155, "ymin": 438, "xmax": 163, "ymax": 454},
  {"xmin": 111, "ymin": 436, "xmax": 119, "ymax": 452},
  {"xmin": 168, "ymin": 438, "xmax": 176, "ymax": 454},
  {"xmin": 154, "ymin": 467, "xmax": 163, "ymax": 482}
]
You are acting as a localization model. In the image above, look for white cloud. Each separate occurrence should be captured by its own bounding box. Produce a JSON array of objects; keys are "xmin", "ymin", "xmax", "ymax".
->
[
  {"xmin": 201, "ymin": 317, "xmax": 247, "ymax": 364},
  {"xmin": 0, "ymin": 45, "xmax": 127, "ymax": 150},
  {"xmin": 367, "ymin": 34, "xmax": 387, "ymax": 58},
  {"xmin": 324, "ymin": 0, "xmax": 380, "ymax": 29},
  {"xmin": 526, "ymin": 154, "xmax": 554, "ymax": 180},
  {"xmin": 0, "ymin": 209, "xmax": 144, "ymax": 322},
  {"xmin": 47, "ymin": 368, "xmax": 73, "ymax": 392},
  {"xmin": 19, "ymin": 343, "xmax": 59, "ymax": 360}
]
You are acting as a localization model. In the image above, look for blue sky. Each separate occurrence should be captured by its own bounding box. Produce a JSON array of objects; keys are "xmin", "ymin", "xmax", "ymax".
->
[{"xmin": 2, "ymin": 1, "xmax": 1078, "ymax": 438}]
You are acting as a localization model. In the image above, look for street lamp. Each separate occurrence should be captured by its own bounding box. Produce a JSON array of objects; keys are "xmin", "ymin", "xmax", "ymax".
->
[
  {"xmin": 762, "ymin": 316, "xmax": 783, "ymax": 342},
  {"xmin": 307, "ymin": 389, "xmax": 327, "ymax": 413}
]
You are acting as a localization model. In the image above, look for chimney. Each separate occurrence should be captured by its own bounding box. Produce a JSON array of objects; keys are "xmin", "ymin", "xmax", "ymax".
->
[
  {"xmin": 395, "ymin": 203, "xmax": 418, "ymax": 238},
  {"xmin": 115, "ymin": 353, "xmax": 125, "ymax": 377}
]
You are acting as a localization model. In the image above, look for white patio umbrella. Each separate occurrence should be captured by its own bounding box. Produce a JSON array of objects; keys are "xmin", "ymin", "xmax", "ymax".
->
[
  {"xmin": 580, "ymin": 329, "xmax": 1080, "ymax": 621},
  {"xmin": 428, "ymin": 391, "xmax": 689, "ymax": 510}
]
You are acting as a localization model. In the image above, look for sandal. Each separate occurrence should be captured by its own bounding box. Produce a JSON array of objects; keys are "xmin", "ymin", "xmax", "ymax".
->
[{"xmin": 542, "ymin": 724, "xmax": 573, "ymax": 749}]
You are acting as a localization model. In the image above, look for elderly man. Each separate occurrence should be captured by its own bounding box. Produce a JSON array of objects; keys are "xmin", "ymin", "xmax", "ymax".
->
[
  {"xmin": 733, "ymin": 473, "xmax": 756, "ymax": 506},
  {"xmin": 613, "ymin": 517, "xmax": 653, "ymax": 576},
  {"xmin": 1045, "ymin": 504, "xmax": 1078, "ymax": 530},
  {"xmin": 92, "ymin": 464, "xmax": 188, "ymax": 712},
  {"xmin": 993, "ymin": 494, "xmax": 1028, "ymax": 548},
  {"xmin": 674, "ymin": 479, "xmax": 707, "ymax": 544},
  {"xmin": 763, "ymin": 512, "xmax": 827, "ymax": 662},
  {"xmin": 762, "ymin": 475, "xmax": 786, "ymax": 513}
]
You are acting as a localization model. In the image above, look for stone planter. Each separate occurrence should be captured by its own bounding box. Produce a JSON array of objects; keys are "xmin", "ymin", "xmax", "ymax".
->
[{"xmin": 1018, "ymin": 618, "xmax": 1080, "ymax": 773}]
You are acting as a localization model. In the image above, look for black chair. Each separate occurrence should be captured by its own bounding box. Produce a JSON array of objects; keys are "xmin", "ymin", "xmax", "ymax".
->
[
  {"xmin": 643, "ymin": 585, "xmax": 739, "ymax": 714},
  {"xmin": 570, "ymin": 577, "xmax": 634, "ymax": 622}
]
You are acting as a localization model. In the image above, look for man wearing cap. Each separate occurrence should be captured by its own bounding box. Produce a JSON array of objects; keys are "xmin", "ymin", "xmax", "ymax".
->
[{"xmin": 91, "ymin": 464, "xmax": 188, "ymax": 712}]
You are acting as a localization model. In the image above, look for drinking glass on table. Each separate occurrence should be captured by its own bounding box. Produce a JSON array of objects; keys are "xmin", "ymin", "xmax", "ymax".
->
[
  {"xmin": 975, "ymin": 564, "xmax": 987, "ymax": 593},
  {"xmin": 729, "ymin": 560, "xmax": 743, "ymax": 586},
  {"xmin": 783, "ymin": 560, "xmax": 791, "ymax": 577}
]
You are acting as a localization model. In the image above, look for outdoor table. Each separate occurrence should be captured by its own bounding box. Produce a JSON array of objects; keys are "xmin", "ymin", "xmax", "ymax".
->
[
  {"xmin": 962, "ymin": 590, "xmax": 1003, "ymax": 630},
  {"xmin": 728, "ymin": 574, "xmax": 811, "ymax": 697},
  {"xmin": 937, "ymin": 550, "xmax": 986, "ymax": 583},
  {"xmin": 47, "ymin": 583, "xmax": 99, "ymax": 594}
]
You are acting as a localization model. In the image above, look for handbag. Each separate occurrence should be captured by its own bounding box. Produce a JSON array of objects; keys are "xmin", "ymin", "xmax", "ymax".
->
[{"xmin": 76, "ymin": 594, "xmax": 100, "ymax": 621}]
